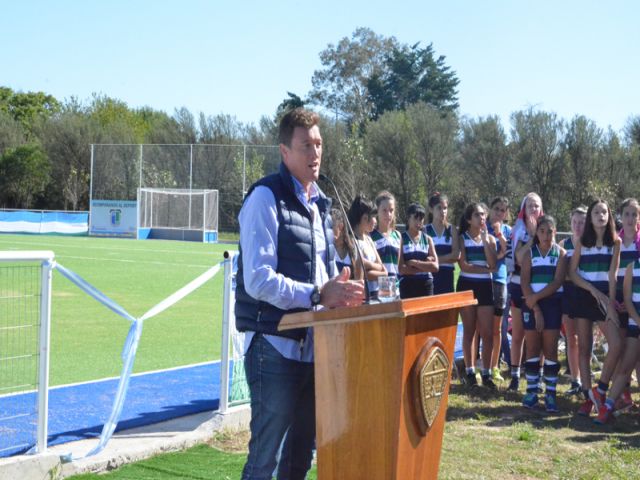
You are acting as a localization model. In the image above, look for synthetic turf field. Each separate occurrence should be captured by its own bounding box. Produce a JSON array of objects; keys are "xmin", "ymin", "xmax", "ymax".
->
[{"xmin": 0, "ymin": 234, "xmax": 232, "ymax": 387}]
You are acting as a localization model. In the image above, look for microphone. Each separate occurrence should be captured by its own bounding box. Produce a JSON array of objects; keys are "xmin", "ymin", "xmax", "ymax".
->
[{"xmin": 319, "ymin": 173, "xmax": 374, "ymax": 304}]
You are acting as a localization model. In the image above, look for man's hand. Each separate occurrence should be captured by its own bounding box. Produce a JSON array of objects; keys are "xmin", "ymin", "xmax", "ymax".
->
[{"xmin": 320, "ymin": 267, "xmax": 365, "ymax": 308}]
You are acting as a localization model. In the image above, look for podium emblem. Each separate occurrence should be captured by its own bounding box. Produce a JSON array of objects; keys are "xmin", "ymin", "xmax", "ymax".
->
[{"xmin": 410, "ymin": 338, "xmax": 450, "ymax": 435}]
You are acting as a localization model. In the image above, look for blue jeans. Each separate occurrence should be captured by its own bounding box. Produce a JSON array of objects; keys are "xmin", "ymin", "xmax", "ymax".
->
[{"xmin": 241, "ymin": 334, "xmax": 316, "ymax": 480}]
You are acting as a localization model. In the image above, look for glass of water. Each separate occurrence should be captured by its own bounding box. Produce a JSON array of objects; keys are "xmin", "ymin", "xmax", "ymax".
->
[{"xmin": 378, "ymin": 276, "xmax": 398, "ymax": 303}]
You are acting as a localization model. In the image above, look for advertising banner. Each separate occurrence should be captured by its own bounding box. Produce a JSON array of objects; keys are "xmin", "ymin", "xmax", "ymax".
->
[{"xmin": 90, "ymin": 200, "xmax": 137, "ymax": 237}]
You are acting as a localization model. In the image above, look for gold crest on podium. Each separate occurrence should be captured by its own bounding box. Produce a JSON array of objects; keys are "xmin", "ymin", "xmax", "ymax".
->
[{"xmin": 410, "ymin": 338, "xmax": 450, "ymax": 435}]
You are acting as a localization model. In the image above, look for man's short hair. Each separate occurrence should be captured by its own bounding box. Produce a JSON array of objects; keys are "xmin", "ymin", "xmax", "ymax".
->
[{"xmin": 278, "ymin": 108, "xmax": 320, "ymax": 147}]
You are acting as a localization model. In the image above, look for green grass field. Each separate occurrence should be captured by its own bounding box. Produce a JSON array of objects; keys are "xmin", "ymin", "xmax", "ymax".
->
[
  {"xmin": 0, "ymin": 234, "xmax": 236, "ymax": 387},
  {"xmin": 67, "ymin": 384, "xmax": 640, "ymax": 480}
]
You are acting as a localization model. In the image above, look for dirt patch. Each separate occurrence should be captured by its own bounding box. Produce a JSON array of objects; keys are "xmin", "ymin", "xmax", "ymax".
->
[{"xmin": 209, "ymin": 428, "xmax": 250, "ymax": 453}]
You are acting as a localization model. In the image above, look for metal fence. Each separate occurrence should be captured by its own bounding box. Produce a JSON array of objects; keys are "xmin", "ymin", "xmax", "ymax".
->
[{"xmin": 90, "ymin": 144, "xmax": 281, "ymax": 232}]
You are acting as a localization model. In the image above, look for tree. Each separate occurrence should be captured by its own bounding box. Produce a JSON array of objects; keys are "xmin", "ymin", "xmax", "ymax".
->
[
  {"xmin": 364, "ymin": 109, "xmax": 421, "ymax": 211},
  {"xmin": 624, "ymin": 115, "xmax": 640, "ymax": 146},
  {"xmin": 0, "ymin": 87, "xmax": 60, "ymax": 138},
  {"xmin": 510, "ymin": 108, "xmax": 565, "ymax": 213},
  {"xmin": 0, "ymin": 144, "xmax": 50, "ymax": 208},
  {"xmin": 459, "ymin": 115, "xmax": 510, "ymax": 201},
  {"xmin": 0, "ymin": 109, "xmax": 25, "ymax": 153},
  {"xmin": 173, "ymin": 107, "xmax": 198, "ymax": 144},
  {"xmin": 562, "ymin": 115, "xmax": 603, "ymax": 208},
  {"xmin": 368, "ymin": 43, "xmax": 459, "ymax": 119},
  {"xmin": 38, "ymin": 107, "xmax": 94, "ymax": 210},
  {"xmin": 309, "ymin": 28, "xmax": 398, "ymax": 125},
  {"xmin": 407, "ymin": 102, "xmax": 458, "ymax": 197}
]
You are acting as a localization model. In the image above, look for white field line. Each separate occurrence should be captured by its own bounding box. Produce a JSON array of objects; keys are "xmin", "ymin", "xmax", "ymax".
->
[
  {"xmin": 56, "ymin": 255, "xmax": 215, "ymax": 269},
  {"xmin": 0, "ymin": 237, "xmax": 228, "ymax": 257},
  {"xmin": 0, "ymin": 359, "xmax": 223, "ymax": 399}
]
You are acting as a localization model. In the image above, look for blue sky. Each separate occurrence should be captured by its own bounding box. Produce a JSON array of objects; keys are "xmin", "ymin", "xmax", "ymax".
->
[{"xmin": 3, "ymin": 1, "xmax": 638, "ymax": 132}]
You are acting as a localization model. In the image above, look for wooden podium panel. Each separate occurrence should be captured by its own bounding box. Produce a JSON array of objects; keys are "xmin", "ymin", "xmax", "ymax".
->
[{"xmin": 280, "ymin": 291, "xmax": 475, "ymax": 480}]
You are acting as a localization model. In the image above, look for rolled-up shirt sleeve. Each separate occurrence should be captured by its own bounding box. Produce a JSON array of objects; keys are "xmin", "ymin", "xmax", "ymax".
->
[{"xmin": 239, "ymin": 186, "xmax": 314, "ymax": 310}]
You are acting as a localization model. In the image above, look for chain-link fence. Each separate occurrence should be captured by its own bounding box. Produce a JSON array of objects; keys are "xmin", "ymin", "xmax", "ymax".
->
[{"xmin": 90, "ymin": 144, "xmax": 281, "ymax": 232}]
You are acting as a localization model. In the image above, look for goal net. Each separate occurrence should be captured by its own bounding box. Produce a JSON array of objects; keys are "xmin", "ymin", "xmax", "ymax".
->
[
  {"xmin": 0, "ymin": 251, "xmax": 53, "ymax": 456},
  {"xmin": 137, "ymin": 188, "xmax": 219, "ymax": 243}
]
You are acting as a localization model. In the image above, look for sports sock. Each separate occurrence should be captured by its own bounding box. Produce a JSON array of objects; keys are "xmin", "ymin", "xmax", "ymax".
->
[
  {"xmin": 543, "ymin": 359, "xmax": 560, "ymax": 396},
  {"xmin": 525, "ymin": 357, "xmax": 540, "ymax": 394}
]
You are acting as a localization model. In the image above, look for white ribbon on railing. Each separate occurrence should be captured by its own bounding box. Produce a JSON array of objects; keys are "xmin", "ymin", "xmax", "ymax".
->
[{"xmin": 53, "ymin": 261, "xmax": 222, "ymax": 461}]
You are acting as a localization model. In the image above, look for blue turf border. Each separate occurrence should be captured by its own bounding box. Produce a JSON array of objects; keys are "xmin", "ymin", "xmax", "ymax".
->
[{"xmin": 0, "ymin": 362, "xmax": 222, "ymax": 458}]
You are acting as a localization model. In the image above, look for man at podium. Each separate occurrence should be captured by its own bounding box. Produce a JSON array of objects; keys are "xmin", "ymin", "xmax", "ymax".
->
[{"xmin": 235, "ymin": 107, "xmax": 364, "ymax": 480}]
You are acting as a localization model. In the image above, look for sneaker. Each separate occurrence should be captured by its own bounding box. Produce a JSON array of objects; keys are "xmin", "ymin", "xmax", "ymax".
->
[
  {"xmin": 491, "ymin": 367, "xmax": 504, "ymax": 383},
  {"xmin": 613, "ymin": 392, "xmax": 634, "ymax": 417},
  {"xmin": 482, "ymin": 375, "xmax": 497, "ymax": 390},
  {"xmin": 466, "ymin": 372, "xmax": 478, "ymax": 388},
  {"xmin": 589, "ymin": 386, "xmax": 606, "ymax": 411},
  {"xmin": 565, "ymin": 381, "xmax": 582, "ymax": 397},
  {"xmin": 523, "ymin": 392, "xmax": 538, "ymax": 409},
  {"xmin": 544, "ymin": 393, "xmax": 559, "ymax": 413},
  {"xmin": 594, "ymin": 404, "xmax": 614, "ymax": 424},
  {"xmin": 508, "ymin": 377, "xmax": 520, "ymax": 392},
  {"xmin": 577, "ymin": 398, "xmax": 594, "ymax": 417}
]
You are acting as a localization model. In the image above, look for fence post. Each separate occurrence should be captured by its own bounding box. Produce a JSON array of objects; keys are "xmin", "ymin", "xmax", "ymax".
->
[
  {"xmin": 36, "ymin": 257, "xmax": 54, "ymax": 453},
  {"xmin": 219, "ymin": 251, "xmax": 235, "ymax": 414}
]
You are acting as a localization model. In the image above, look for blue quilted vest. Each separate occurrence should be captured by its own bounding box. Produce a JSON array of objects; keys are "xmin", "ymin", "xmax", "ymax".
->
[{"xmin": 235, "ymin": 163, "xmax": 335, "ymax": 340}]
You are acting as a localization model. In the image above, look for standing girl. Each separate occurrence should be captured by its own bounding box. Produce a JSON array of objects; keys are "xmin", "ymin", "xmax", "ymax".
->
[
  {"xmin": 569, "ymin": 199, "xmax": 623, "ymax": 417},
  {"xmin": 507, "ymin": 193, "xmax": 544, "ymax": 391},
  {"xmin": 398, "ymin": 203, "xmax": 438, "ymax": 298},
  {"xmin": 425, "ymin": 193, "xmax": 460, "ymax": 294},
  {"xmin": 331, "ymin": 207, "xmax": 364, "ymax": 280},
  {"xmin": 558, "ymin": 206, "xmax": 587, "ymax": 396},
  {"xmin": 487, "ymin": 196, "xmax": 512, "ymax": 383},
  {"xmin": 371, "ymin": 191, "xmax": 402, "ymax": 281},
  {"xmin": 594, "ymin": 248, "xmax": 640, "ymax": 423},
  {"xmin": 457, "ymin": 203, "xmax": 498, "ymax": 388},
  {"xmin": 520, "ymin": 216, "xmax": 567, "ymax": 412},
  {"xmin": 607, "ymin": 198, "xmax": 640, "ymax": 412},
  {"xmin": 348, "ymin": 195, "xmax": 387, "ymax": 300}
]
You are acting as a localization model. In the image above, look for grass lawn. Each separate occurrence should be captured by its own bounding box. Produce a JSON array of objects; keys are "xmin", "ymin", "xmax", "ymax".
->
[
  {"xmin": 0, "ymin": 234, "xmax": 237, "ymax": 386},
  {"xmin": 66, "ymin": 380, "xmax": 640, "ymax": 479}
]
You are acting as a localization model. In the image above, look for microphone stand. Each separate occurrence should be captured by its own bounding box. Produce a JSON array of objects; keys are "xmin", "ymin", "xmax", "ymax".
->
[{"xmin": 319, "ymin": 174, "xmax": 375, "ymax": 304}]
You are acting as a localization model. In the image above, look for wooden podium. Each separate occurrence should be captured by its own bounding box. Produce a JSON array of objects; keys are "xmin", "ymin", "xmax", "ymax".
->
[{"xmin": 279, "ymin": 291, "xmax": 476, "ymax": 480}]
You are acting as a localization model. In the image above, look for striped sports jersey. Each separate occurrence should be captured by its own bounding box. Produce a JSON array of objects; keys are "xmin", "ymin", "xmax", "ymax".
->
[
  {"xmin": 460, "ymin": 232, "xmax": 492, "ymax": 281},
  {"xmin": 425, "ymin": 224, "xmax": 454, "ymax": 269},
  {"xmin": 563, "ymin": 237, "xmax": 575, "ymax": 258},
  {"xmin": 336, "ymin": 250, "xmax": 352, "ymax": 274},
  {"xmin": 401, "ymin": 231, "xmax": 433, "ymax": 279},
  {"xmin": 357, "ymin": 236, "xmax": 380, "ymax": 292},
  {"xmin": 629, "ymin": 259, "xmax": 640, "ymax": 327},
  {"xmin": 371, "ymin": 229, "xmax": 401, "ymax": 276},
  {"xmin": 488, "ymin": 223, "xmax": 512, "ymax": 284},
  {"xmin": 529, "ymin": 244, "xmax": 563, "ymax": 294},
  {"xmin": 508, "ymin": 231, "xmax": 531, "ymax": 285},
  {"xmin": 578, "ymin": 244, "xmax": 614, "ymax": 294},
  {"xmin": 617, "ymin": 240, "xmax": 639, "ymax": 293}
]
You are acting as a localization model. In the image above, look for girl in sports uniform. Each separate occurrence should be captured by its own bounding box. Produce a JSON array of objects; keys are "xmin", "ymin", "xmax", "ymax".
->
[
  {"xmin": 596, "ymin": 198, "xmax": 640, "ymax": 419},
  {"xmin": 595, "ymin": 247, "xmax": 640, "ymax": 423},
  {"xmin": 487, "ymin": 196, "xmax": 512, "ymax": 383},
  {"xmin": 371, "ymin": 191, "xmax": 401, "ymax": 282},
  {"xmin": 520, "ymin": 215, "xmax": 567, "ymax": 412},
  {"xmin": 558, "ymin": 206, "xmax": 587, "ymax": 396},
  {"xmin": 507, "ymin": 193, "xmax": 544, "ymax": 391},
  {"xmin": 348, "ymin": 195, "xmax": 387, "ymax": 300},
  {"xmin": 331, "ymin": 207, "xmax": 363, "ymax": 280},
  {"xmin": 457, "ymin": 203, "xmax": 498, "ymax": 388},
  {"xmin": 398, "ymin": 203, "xmax": 438, "ymax": 298},
  {"xmin": 425, "ymin": 193, "xmax": 460, "ymax": 294},
  {"xmin": 569, "ymin": 199, "xmax": 623, "ymax": 417}
]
